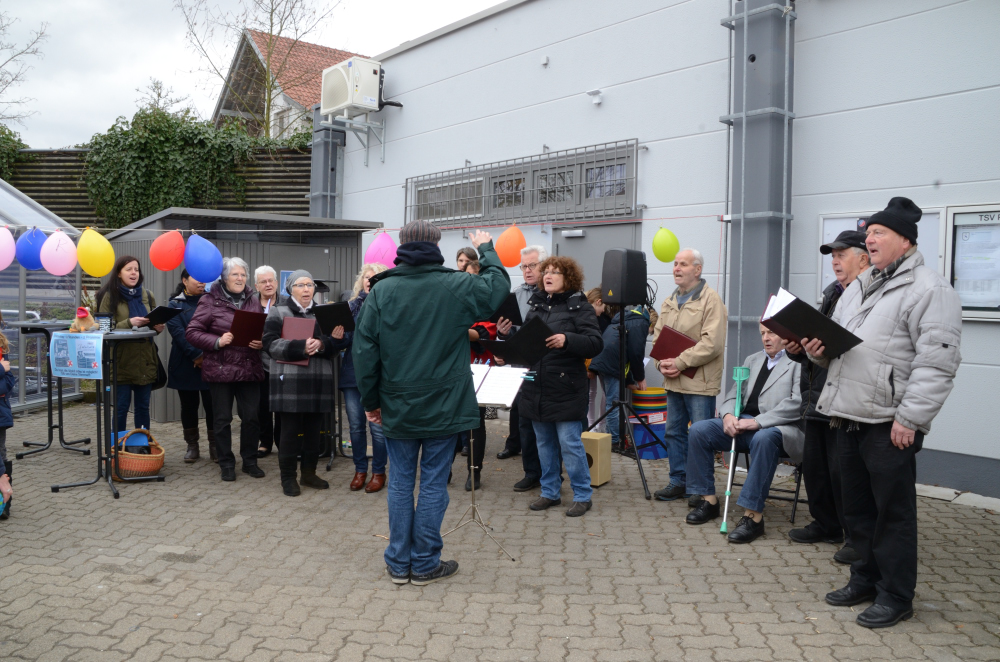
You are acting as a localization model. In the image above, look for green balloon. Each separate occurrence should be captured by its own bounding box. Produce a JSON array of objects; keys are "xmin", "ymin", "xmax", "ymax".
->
[{"xmin": 652, "ymin": 227, "xmax": 680, "ymax": 263}]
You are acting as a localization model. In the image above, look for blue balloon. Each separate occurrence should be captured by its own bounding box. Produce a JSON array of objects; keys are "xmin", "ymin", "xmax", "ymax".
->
[
  {"xmin": 15, "ymin": 227, "xmax": 46, "ymax": 271},
  {"xmin": 183, "ymin": 234, "xmax": 223, "ymax": 284}
]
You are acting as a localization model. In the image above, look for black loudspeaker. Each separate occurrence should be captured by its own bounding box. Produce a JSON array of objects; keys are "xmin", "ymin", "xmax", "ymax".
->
[{"xmin": 601, "ymin": 249, "xmax": 647, "ymax": 305}]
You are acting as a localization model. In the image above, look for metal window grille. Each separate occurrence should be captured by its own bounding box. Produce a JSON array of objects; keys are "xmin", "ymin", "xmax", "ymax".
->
[{"xmin": 404, "ymin": 140, "xmax": 638, "ymax": 228}]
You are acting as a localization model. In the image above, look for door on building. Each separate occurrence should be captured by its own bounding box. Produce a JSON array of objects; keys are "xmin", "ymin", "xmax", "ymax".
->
[
  {"xmin": 553, "ymin": 223, "xmax": 641, "ymax": 291},
  {"xmin": 266, "ymin": 245, "xmax": 331, "ymax": 297}
]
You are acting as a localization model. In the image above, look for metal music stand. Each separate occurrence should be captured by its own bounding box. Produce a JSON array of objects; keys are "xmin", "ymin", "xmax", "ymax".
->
[
  {"xmin": 52, "ymin": 330, "xmax": 165, "ymax": 498},
  {"xmin": 7, "ymin": 321, "xmax": 92, "ymax": 459},
  {"xmin": 443, "ymin": 458, "xmax": 515, "ymax": 562}
]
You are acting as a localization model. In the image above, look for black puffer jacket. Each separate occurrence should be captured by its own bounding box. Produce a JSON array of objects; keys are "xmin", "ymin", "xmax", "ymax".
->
[
  {"xmin": 789, "ymin": 280, "xmax": 844, "ymax": 421},
  {"xmin": 517, "ymin": 290, "xmax": 604, "ymax": 423}
]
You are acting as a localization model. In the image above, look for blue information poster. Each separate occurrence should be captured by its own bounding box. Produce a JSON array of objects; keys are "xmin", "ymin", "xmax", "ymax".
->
[{"xmin": 49, "ymin": 332, "xmax": 103, "ymax": 380}]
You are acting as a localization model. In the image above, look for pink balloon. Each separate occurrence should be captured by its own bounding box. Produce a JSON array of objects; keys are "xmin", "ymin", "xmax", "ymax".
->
[
  {"xmin": 39, "ymin": 230, "xmax": 79, "ymax": 276},
  {"xmin": 364, "ymin": 232, "xmax": 397, "ymax": 268},
  {"xmin": 0, "ymin": 226, "xmax": 14, "ymax": 271}
]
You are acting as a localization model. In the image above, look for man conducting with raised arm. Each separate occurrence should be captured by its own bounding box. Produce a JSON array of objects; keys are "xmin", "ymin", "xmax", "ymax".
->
[
  {"xmin": 353, "ymin": 221, "xmax": 510, "ymax": 587},
  {"xmin": 802, "ymin": 197, "xmax": 962, "ymax": 629}
]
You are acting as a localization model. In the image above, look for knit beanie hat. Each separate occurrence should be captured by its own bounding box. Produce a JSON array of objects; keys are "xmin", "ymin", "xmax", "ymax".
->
[
  {"xmin": 399, "ymin": 220, "xmax": 442, "ymax": 244},
  {"xmin": 866, "ymin": 197, "xmax": 922, "ymax": 244},
  {"xmin": 284, "ymin": 269, "xmax": 314, "ymax": 295}
]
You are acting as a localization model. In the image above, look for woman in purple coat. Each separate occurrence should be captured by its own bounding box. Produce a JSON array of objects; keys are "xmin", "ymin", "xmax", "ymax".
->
[{"xmin": 186, "ymin": 257, "xmax": 266, "ymax": 483}]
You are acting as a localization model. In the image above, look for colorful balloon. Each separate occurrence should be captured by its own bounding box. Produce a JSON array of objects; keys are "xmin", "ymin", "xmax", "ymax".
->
[
  {"xmin": 39, "ymin": 230, "xmax": 78, "ymax": 276},
  {"xmin": 0, "ymin": 226, "xmax": 15, "ymax": 271},
  {"xmin": 150, "ymin": 230, "xmax": 186, "ymax": 271},
  {"xmin": 184, "ymin": 234, "xmax": 223, "ymax": 283},
  {"xmin": 652, "ymin": 227, "xmax": 680, "ymax": 263},
  {"xmin": 495, "ymin": 226, "xmax": 527, "ymax": 268},
  {"xmin": 15, "ymin": 227, "xmax": 46, "ymax": 271},
  {"xmin": 77, "ymin": 227, "xmax": 116, "ymax": 278},
  {"xmin": 364, "ymin": 231, "xmax": 397, "ymax": 268}
]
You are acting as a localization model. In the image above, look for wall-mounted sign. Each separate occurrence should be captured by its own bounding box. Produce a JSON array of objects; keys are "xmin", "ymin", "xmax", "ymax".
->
[{"xmin": 947, "ymin": 205, "xmax": 1000, "ymax": 319}]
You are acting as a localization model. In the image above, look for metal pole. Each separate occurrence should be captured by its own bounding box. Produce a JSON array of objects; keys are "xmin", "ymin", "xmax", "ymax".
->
[
  {"xmin": 721, "ymin": 0, "xmax": 735, "ymax": 301},
  {"xmin": 736, "ymin": 0, "xmax": 749, "ymax": 368},
  {"xmin": 780, "ymin": 9, "xmax": 791, "ymax": 289}
]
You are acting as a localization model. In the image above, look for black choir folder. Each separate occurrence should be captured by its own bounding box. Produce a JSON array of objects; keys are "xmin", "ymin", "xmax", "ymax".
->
[
  {"xmin": 312, "ymin": 302, "xmax": 355, "ymax": 335},
  {"xmin": 761, "ymin": 288, "xmax": 862, "ymax": 359},
  {"xmin": 488, "ymin": 292, "xmax": 524, "ymax": 326},
  {"xmin": 479, "ymin": 316, "xmax": 553, "ymax": 368}
]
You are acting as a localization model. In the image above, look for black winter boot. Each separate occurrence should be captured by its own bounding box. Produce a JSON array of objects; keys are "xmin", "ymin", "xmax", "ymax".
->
[
  {"xmin": 207, "ymin": 429, "xmax": 218, "ymax": 462},
  {"xmin": 183, "ymin": 428, "xmax": 200, "ymax": 463},
  {"xmin": 299, "ymin": 456, "xmax": 329, "ymax": 490},
  {"xmin": 278, "ymin": 455, "xmax": 300, "ymax": 497}
]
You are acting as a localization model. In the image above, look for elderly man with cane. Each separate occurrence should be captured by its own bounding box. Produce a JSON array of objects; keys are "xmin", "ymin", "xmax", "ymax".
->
[
  {"xmin": 801, "ymin": 197, "xmax": 962, "ymax": 629},
  {"xmin": 354, "ymin": 221, "xmax": 510, "ymax": 586}
]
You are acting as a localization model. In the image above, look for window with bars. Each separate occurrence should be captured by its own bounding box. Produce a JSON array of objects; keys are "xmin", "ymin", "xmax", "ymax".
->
[{"xmin": 404, "ymin": 140, "xmax": 638, "ymax": 228}]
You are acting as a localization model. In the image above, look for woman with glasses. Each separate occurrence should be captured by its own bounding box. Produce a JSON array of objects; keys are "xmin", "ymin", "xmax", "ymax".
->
[
  {"xmin": 334, "ymin": 263, "xmax": 389, "ymax": 493},
  {"xmin": 508, "ymin": 256, "xmax": 603, "ymax": 517},
  {"xmin": 263, "ymin": 270, "xmax": 342, "ymax": 496},
  {"xmin": 186, "ymin": 257, "xmax": 266, "ymax": 482}
]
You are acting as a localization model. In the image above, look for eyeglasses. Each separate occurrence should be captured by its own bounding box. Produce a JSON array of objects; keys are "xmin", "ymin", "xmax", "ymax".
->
[
  {"xmin": 519, "ymin": 262, "xmax": 540, "ymax": 271},
  {"xmin": 291, "ymin": 283, "xmax": 316, "ymax": 290},
  {"xmin": 542, "ymin": 270, "xmax": 563, "ymax": 276}
]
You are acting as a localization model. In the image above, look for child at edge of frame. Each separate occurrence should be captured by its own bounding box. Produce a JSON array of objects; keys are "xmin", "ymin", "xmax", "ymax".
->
[{"xmin": 0, "ymin": 325, "xmax": 14, "ymax": 520}]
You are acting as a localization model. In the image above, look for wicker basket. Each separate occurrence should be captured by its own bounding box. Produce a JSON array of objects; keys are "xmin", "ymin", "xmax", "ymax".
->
[{"xmin": 111, "ymin": 431, "xmax": 165, "ymax": 481}]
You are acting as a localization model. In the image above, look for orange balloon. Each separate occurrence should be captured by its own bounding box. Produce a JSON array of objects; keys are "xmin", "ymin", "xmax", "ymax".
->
[{"xmin": 494, "ymin": 226, "xmax": 527, "ymax": 268}]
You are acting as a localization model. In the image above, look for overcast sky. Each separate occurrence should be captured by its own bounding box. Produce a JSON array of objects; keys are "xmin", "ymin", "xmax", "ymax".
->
[{"xmin": 6, "ymin": 0, "xmax": 498, "ymax": 148}]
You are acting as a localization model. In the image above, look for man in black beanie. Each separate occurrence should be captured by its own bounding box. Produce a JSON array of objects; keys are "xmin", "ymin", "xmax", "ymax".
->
[{"xmin": 800, "ymin": 197, "xmax": 962, "ymax": 628}]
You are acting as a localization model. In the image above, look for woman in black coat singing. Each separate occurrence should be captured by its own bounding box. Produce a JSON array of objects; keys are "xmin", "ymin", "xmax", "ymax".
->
[{"xmin": 505, "ymin": 256, "xmax": 603, "ymax": 517}]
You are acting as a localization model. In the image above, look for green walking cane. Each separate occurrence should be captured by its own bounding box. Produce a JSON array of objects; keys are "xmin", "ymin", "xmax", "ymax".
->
[{"xmin": 720, "ymin": 366, "xmax": 751, "ymax": 534}]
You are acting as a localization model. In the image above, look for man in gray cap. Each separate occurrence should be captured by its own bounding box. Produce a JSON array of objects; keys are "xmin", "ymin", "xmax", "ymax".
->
[
  {"xmin": 786, "ymin": 230, "xmax": 869, "ymax": 564},
  {"xmin": 354, "ymin": 220, "xmax": 510, "ymax": 586},
  {"xmin": 801, "ymin": 197, "xmax": 962, "ymax": 628}
]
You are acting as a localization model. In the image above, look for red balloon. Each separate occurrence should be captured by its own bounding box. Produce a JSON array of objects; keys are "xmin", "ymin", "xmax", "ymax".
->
[
  {"xmin": 150, "ymin": 230, "xmax": 186, "ymax": 271},
  {"xmin": 495, "ymin": 226, "xmax": 527, "ymax": 268}
]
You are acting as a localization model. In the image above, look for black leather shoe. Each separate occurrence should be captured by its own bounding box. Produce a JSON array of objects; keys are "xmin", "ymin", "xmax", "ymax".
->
[
  {"xmin": 460, "ymin": 445, "xmax": 469, "ymax": 457},
  {"xmin": 834, "ymin": 544, "xmax": 861, "ymax": 565},
  {"xmin": 465, "ymin": 474, "xmax": 481, "ymax": 492},
  {"xmin": 685, "ymin": 499, "xmax": 720, "ymax": 524},
  {"xmin": 411, "ymin": 560, "xmax": 459, "ymax": 586},
  {"xmin": 496, "ymin": 449, "xmax": 519, "ymax": 460},
  {"xmin": 242, "ymin": 464, "xmax": 265, "ymax": 478},
  {"xmin": 653, "ymin": 483, "xmax": 687, "ymax": 501},
  {"xmin": 727, "ymin": 515, "xmax": 765, "ymax": 544},
  {"xmin": 529, "ymin": 496, "xmax": 561, "ymax": 511},
  {"xmin": 566, "ymin": 501, "xmax": 592, "ymax": 517},
  {"xmin": 856, "ymin": 603, "xmax": 914, "ymax": 629},
  {"xmin": 220, "ymin": 467, "xmax": 236, "ymax": 482},
  {"xmin": 513, "ymin": 476, "xmax": 540, "ymax": 492},
  {"xmin": 825, "ymin": 584, "xmax": 877, "ymax": 607},
  {"xmin": 788, "ymin": 523, "xmax": 844, "ymax": 545},
  {"xmin": 687, "ymin": 494, "xmax": 704, "ymax": 508}
]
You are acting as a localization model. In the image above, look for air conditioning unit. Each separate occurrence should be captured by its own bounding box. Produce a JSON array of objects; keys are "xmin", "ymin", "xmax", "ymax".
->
[{"xmin": 321, "ymin": 57, "xmax": 383, "ymax": 117}]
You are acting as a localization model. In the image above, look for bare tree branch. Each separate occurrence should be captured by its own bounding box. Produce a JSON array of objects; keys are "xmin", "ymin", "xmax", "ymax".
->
[{"xmin": 0, "ymin": 8, "xmax": 48, "ymax": 123}]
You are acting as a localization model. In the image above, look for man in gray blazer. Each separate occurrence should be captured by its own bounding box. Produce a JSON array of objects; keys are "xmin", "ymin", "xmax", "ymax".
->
[{"xmin": 684, "ymin": 325, "xmax": 804, "ymax": 544}]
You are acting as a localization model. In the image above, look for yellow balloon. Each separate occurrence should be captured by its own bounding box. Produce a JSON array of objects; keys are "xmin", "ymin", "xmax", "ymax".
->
[
  {"xmin": 77, "ymin": 227, "xmax": 115, "ymax": 277},
  {"xmin": 652, "ymin": 227, "xmax": 680, "ymax": 263}
]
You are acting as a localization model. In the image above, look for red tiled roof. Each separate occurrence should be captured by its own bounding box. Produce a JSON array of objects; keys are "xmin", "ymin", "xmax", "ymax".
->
[{"xmin": 246, "ymin": 29, "xmax": 364, "ymax": 108}]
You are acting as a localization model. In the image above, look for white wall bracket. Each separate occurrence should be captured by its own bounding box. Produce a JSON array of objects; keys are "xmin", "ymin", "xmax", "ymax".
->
[{"xmin": 321, "ymin": 113, "xmax": 386, "ymax": 167}]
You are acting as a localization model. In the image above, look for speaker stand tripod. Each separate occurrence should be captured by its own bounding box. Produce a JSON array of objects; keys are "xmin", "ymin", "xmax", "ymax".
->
[
  {"xmin": 588, "ymin": 308, "xmax": 670, "ymax": 500},
  {"xmin": 442, "ymin": 462, "xmax": 516, "ymax": 562}
]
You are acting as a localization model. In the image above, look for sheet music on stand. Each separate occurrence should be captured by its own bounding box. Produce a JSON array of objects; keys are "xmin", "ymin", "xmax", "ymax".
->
[{"xmin": 470, "ymin": 364, "xmax": 527, "ymax": 408}]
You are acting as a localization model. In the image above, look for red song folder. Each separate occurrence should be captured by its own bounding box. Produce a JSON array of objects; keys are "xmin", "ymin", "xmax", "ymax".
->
[
  {"xmin": 276, "ymin": 316, "xmax": 317, "ymax": 367},
  {"xmin": 649, "ymin": 326, "xmax": 698, "ymax": 379}
]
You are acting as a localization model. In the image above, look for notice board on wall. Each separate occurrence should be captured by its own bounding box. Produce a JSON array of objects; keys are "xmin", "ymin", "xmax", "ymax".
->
[{"xmin": 947, "ymin": 205, "xmax": 1000, "ymax": 320}]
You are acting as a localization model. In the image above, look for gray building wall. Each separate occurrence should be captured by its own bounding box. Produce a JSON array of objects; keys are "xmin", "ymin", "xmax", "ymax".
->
[{"xmin": 332, "ymin": 0, "xmax": 1000, "ymax": 494}]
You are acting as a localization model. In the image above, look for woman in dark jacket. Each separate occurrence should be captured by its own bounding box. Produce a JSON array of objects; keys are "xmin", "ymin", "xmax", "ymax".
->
[
  {"xmin": 186, "ymin": 257, "xmax": 265, "ymax": 482},
  {"xmin": 515, "ymin": 256, "xmax": 603, "ymax": 517},
  {"xmin": 334, "ymin": 263, "xmax": 388, "ymax": 493},
  {"xmin": 167, "ymin": 270, "xmax": 215, "ymax": 464},
  {"xmin": 263, "ymin": 269, "xmax": 340, "ymax": 496},
  {"xmin": 96, "ymin": 256, "xmax": 165, "ymax": 433}
]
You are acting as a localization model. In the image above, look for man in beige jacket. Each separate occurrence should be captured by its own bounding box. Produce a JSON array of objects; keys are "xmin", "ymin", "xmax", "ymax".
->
[{"xmin": 650, "ymin": 248, "xmax": 727, "ymax": 502}]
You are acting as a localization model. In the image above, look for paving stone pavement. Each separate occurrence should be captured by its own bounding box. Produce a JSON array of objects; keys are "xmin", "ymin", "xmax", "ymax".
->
[{"xmin": 1, "ymin": 403, "xmax": 998, "ymax": 661}]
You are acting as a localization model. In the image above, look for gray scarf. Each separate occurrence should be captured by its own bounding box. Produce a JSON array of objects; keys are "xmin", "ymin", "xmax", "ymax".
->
[{"xmin": 863, "ymin": 247, "xmax": 915, "ymax": 302}]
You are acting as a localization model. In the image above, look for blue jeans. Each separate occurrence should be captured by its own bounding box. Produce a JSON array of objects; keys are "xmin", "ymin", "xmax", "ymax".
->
[
  {"xmin": 664, "ymin": 391, "xmax": 716, "ymax": 487},
  {"xmin": 384, "ymin": 434, "xmax": 456, "ymax": 576},
  {"xmin": 686, "ymin": 416, "xmax": 784, "ymax": 514},
  {"xmin": 532, "ymin": 420, "xmax": 592, "ymax": 503},
  {"xmin": 116, "ymin": 383, "xmax": 152, "ymax": 433},
  {"xmin": 600, "ymin": 375, "xmax": 621, "ymax": 444},
  {"xmin": 342, "ymin": 387, "xmax": 387, "ymax": 474}
]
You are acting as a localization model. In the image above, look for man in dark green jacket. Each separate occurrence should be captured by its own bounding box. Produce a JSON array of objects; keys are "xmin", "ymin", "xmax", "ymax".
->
[{"xmin": 354, "ymin": 221, "xmax": 510, "ymax": 586}]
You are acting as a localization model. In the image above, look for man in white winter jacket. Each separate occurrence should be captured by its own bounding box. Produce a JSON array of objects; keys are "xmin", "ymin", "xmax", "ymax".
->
[{"xmin": 802, "ymin": 197, "xmax": 962, "ymax": 629}]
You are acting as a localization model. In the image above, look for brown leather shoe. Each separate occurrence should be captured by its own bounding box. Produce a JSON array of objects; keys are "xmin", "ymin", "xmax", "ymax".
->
[
  {"xmin": 350, "ymin": 472, "xmax": 367, "ymax": 491},
  {"xmin": 365, "ymin": 473, "xmax": 386, "ymax": 493}
]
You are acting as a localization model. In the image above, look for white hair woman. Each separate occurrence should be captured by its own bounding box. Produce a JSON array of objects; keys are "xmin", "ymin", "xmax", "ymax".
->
[
  {"xmin": 336, "ymin": 263, "xmax": 390, "ymax": 492},
  {"xmin": 185, "ymin": 256, "xmax": 266, "ymax": 482}
]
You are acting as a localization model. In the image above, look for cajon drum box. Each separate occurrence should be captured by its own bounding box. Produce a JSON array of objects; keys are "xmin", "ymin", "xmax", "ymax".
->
[{"xmin": 582, "ymin": 431, "xmax": 611, "ymax": 487}]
